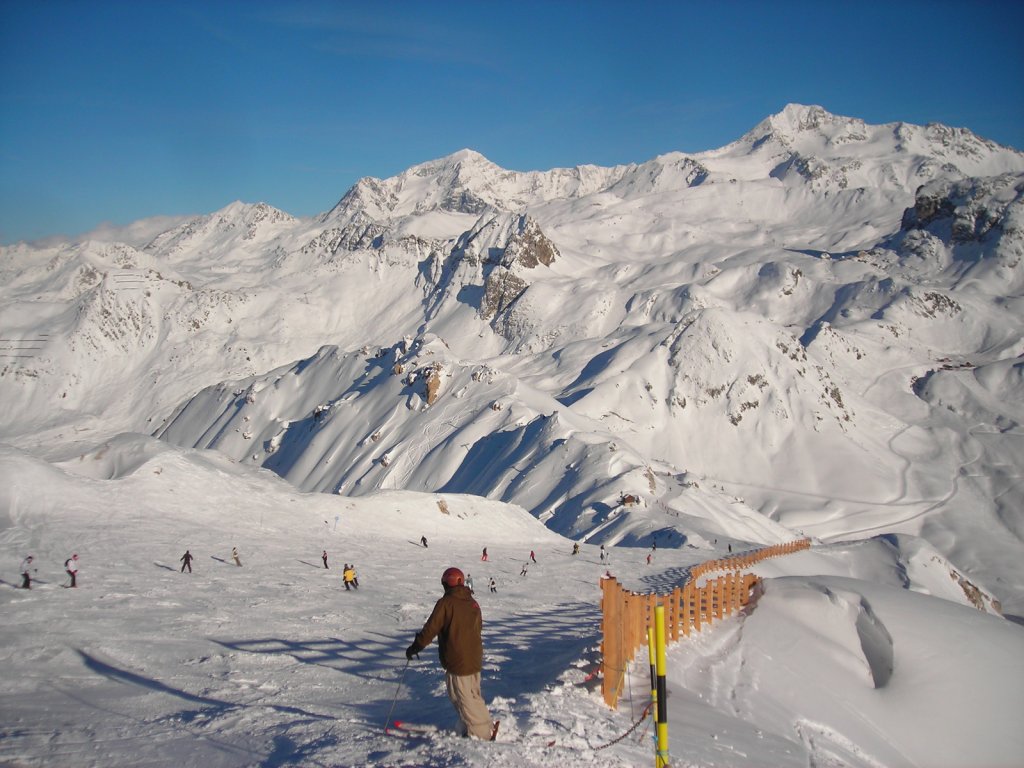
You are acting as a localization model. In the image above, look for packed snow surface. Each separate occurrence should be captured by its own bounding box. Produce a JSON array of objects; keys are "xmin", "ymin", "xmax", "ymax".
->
[{"xmin": 2, "ymin": 438, "xmax": 1020, "ymax": 767}]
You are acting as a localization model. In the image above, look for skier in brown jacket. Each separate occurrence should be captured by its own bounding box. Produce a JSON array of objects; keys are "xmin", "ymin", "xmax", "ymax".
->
[{"xmin": 406, "ymin": 567, "xmax": 497, "ymax": 740}]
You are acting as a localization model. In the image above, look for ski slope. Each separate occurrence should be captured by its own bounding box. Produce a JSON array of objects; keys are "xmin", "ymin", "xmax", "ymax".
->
[{"xmin": 1, "ymin": 436, "xmax": 1019, "ymax": 767}]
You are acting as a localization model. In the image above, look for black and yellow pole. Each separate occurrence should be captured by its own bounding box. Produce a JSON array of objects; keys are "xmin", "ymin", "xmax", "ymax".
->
[
  {"xmin": 648, "ymin": 626, "xmax": 659, "ymax": 763},
  {"xmin": 655, "ymin": 604, "xmax": 670, "ymax": 767}
]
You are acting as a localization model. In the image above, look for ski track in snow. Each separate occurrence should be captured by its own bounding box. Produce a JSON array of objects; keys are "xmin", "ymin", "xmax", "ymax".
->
[{"xmin": 1, "ymin": 441, "xmax": 1022, "ymax": 767}]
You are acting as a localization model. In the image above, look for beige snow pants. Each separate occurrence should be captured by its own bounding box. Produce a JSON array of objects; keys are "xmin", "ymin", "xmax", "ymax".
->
[{"xmin": 445, "ymin": 672, "xmax": 493, "ymax": 740}]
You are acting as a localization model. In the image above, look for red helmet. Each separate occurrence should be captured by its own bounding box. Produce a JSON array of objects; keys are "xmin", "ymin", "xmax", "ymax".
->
[{"xmin": 441, "ymin": 567, "xmax": 465, "ymax": 587}]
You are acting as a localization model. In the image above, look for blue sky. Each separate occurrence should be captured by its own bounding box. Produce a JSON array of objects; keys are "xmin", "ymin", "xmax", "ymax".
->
[{"xmin": 2, "ymin": 0, "xmax": 1022, "ymax": 244}]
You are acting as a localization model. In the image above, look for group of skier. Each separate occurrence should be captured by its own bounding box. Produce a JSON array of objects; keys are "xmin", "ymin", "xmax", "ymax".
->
[
  {"xmin": 17, "ymin": 538, "xmax": 635, "ymax": 598},
  {"xmin": 342, "ymin": 563, "xmax": 359, "ymax": 590},
  {"xmin": 177, "ymin": 548, "xmax": 365, "ymax": 593},
  {"xmin": 322, "ymin": 552, "xmax": 362, "ymax": 590},
  {"xmin": 180, "ymin": 547, "xmax": 243, "ymax": 572},
  {"xmin": 17, "ymin": 553, "xmax": 79, "ymax": 589},
  {"xmin": 15, "ymin": 534, "xmax": 637, "ymax": 743}
]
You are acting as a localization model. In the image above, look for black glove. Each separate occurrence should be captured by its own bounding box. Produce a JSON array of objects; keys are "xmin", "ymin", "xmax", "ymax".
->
[{"xmin": 405, "ymin": 643, "xmax": 420, "ymax": 660}]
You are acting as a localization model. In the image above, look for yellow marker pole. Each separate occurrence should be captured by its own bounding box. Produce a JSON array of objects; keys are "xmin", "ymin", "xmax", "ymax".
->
[
  {"xmin": 655, "ymin": 605, "xmax": 669, "ymax": 768},
  {"xmin": 648, "ymin": 626, "xmax": 659, "ymax": 765}
]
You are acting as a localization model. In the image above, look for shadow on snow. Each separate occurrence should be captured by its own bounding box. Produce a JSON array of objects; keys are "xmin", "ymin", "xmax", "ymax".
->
[{"xmin": 211, "ymin": 599, "xmax": 601, "ymax": 732}]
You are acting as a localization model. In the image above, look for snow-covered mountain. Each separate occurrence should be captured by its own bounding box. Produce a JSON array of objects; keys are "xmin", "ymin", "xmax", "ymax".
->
[
  {"xmin": 3, "ymin": 103, "xmax": 1024, "ymax": 614},
  {"xmin": 4, "ymin": 103, "xmax": 1024, "ymax": 768}
]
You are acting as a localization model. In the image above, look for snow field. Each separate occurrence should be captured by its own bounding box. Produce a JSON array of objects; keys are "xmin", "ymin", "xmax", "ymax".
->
[
  {"xmin": 3, "ymin": 437, "xmax": 1021, "ymax": 767},
  {"xmin": 0, "ymin": 440, "xmax": 663, "ymax": 766}
]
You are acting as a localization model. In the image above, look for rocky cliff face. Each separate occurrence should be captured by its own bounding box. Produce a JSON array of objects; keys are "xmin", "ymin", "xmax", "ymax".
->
[
  {"xmin": 901, "ymin": 174, "xmax": 1024, "ymax": 245},
  {"xmin": 477, "ymin": 214, "xmax": 559, "ymax": 322}
]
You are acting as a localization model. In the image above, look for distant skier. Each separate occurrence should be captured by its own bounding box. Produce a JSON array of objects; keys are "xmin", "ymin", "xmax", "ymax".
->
[
  {"xmin": 480, "ymin": 547, "xmax": 488, "ymax": 562},
  {"xmin": 520, "ymin": 563, "xmax": 528, "ymax": 577},
  {"xmin": 322, "ymin": 550, "xmax": 329, "ymax": 569},
  {"xmin": 20, "ymin": 555, "xmax": 35, "ymax": 589},
  {"xmin": 572, "ymin": 543, "xmax": 579, "ymax": 556},
  {"xmin": 405, "ymin": 567, "xmax": 498, "ymax": 740},
  {"xmin": 232, "ymin": 547, "xmax": 242, "ymax": 567},
  {"xmin": 646, "ymin": 553, "xmax": 652, "ymax": 565},
  {"xmin": 529, "ymin": 550, "xmax": 537, "ymax": 564},
  {"xmin": 465, "ymin": 573, "xmax": 474, "ymax": 593},
  {"xmin": 728, "ymin": 543, "xmax": 732, "ymax": 553},
  {"xmin": 180, "ymin": 550, "xmax": 193, "ymax": 574},
  {"xmin": 65, "ymin": 554, "xmax": 79, "ymax": 587},
  {"xmin": 489, "ymin": 577, "xmax": 496, "ymax": 593},
  {"xmin": 421, "ymin": 536, "xmax": 428, "ymax": 548},
  {"xmin": 343, "ymin": 564, "xmax": 359, "ymax": 590},
  {"xmin": 600, "ymin": 544, "xmax": 606, "ymax": 562}
]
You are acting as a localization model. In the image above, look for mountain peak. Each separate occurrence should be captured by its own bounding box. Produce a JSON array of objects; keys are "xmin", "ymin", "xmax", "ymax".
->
[
  {"xmin": 444, "ymin": 148, "xmax": 489, "ymax": 164},
  {"xmin": 144, "ymin": 200, "xmax": 296, "ymax": 254},
  {"xmin": 769, "ymin": 103, "xmax": 839, "ymax": 133},
  {"xmin": 739, "ymin": 103, "xmax": 866, "ymax": 150},
  {"xmin": 407, "ymin": 148, "xmax": 499, "ymax": 178}
]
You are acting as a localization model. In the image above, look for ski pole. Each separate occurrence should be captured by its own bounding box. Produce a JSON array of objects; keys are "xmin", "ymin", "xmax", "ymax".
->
[{"xmin": 383, "ymin": 657, "xmax": 411, "ymax": 733}]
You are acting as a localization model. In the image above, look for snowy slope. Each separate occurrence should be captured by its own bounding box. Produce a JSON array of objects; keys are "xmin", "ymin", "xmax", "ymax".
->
[
  {"xmin": 1, "ymin": 436, "xmax": 1019, "ymax": 768},
  {"xmin": 3, "ymin": 105, "xmax": 1023, "ymax": 619},
  {"xmin": 2, "ymin": 105, "xmax": 1024, "ymax": 766}
]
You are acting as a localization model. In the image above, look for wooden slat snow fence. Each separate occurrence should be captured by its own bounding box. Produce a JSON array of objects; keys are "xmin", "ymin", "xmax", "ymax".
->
[{"xmin": 600, "ymin": 539, "xmax": 811, "ymax": 708}]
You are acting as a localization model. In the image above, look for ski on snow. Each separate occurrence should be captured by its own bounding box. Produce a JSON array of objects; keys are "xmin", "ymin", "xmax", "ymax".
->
[
  {"xmin": 387, "ymin": 720, "xmax": 505, "ymax": 742},
  {"xmin": 387, "ymin": 720, "xmax": 440, "ymax": 737}
]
